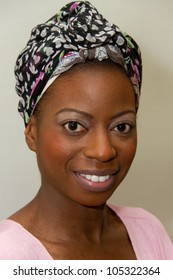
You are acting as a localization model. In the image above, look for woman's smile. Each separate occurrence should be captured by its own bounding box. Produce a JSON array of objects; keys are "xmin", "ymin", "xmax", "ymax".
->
[{"xmin": 74, "ymin": 169, "xmax": 119, "ymax": 192}]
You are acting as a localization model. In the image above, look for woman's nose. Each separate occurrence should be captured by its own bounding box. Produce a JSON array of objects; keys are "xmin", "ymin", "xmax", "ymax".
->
[{"xmin": 83, "ymin": 128, "xmax": 117, "ymax": 162}]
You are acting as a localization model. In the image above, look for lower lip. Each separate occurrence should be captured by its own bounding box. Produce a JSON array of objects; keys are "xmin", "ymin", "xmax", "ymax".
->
[{"xmin": 74, "ymin": 173, "xmax": 115, "ymax": 193}]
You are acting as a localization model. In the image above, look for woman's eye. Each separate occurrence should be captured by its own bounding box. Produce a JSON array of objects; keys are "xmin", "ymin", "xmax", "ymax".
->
[
  {"xmin": 114, "ymin": 123, "xmax": 133, "ymax": 134},
  {"xmin": 63, "ymin": 121, "xmax": 85, "ymax": 134}
]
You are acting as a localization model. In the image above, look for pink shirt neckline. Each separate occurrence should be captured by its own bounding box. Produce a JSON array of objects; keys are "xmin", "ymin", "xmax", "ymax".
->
[
  {"xmin": 2, "ymin": 204, "xmax": 138, "ymax": 260},
  {"xmin": 1, "ymin": 205, "xmax": 172, "ymax": 259}
]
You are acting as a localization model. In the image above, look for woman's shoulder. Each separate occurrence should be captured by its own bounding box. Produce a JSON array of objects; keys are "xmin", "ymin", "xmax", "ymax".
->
[
  {"xmin": 108, "ymin": 204, "xmax": 165, "ymax": 225},
  {"xmin": 108, "ymin": 204, "xmax": 171, "ymax": 235},
  {"xmin": 0, "ymin": 219, "xmax": 22, "ymax": 240},
  {"xmin": 108, "ymin": 204, "xmax": 173, "ymax": 259},
  {"xmin": 0, "ymin": 219, "xmax": 52, "ymax": 260}
]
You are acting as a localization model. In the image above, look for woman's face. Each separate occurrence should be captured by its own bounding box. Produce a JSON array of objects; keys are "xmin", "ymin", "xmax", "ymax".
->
[{"xmin": 27, "ymin": 63, "xmax": 137, "ymax": 206}]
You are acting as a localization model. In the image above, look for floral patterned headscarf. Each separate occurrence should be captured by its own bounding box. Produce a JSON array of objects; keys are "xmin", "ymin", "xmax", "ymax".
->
[{"xmin": 15, "ymin": 1, "xmax": 142, "ymax": 125}]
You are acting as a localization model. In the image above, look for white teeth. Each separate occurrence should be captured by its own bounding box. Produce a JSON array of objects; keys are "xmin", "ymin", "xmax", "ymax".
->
[
  {"xmin": 79, "ymin": 174, "xmax": 110, "ymax": 183},
  {"xmin": 99, "ymin": 175, "xmax": 110, "ymax": 182},
  {"xmin": 91, "ymin": 175, "xmax": 99, "ymax": 182},
  {"xmin": 86, "ymin": 175, "xmax": 92, "ymax": 180}
]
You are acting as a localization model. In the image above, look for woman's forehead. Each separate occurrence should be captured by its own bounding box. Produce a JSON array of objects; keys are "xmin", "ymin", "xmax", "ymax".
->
[{"xmin": 38, "ymin": 63, "xmax": 135, "ymax": 112}]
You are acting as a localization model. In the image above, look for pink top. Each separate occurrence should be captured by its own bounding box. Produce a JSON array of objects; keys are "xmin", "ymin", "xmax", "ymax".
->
[{"xmin": 0, "ymin": 205, "xmax": 172, "ymax": 260}]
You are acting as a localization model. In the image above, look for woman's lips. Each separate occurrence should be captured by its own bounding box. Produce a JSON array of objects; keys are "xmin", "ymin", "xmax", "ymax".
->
[{"xmin": 74, "ymin": 171, "xmax": 118, "ymax": 192}]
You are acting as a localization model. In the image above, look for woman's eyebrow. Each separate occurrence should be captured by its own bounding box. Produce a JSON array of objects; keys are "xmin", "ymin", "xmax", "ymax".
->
[
  {"xmin": 56, "ymin": 108, "xmax": 136, "ymax": 119},
  {"xmin": 110, "ymin": 110, "xmax": 136, "ymax": 120},
  {"xmin": 55, "ymin": 108, "xmax": 94, "ymax": 119}
]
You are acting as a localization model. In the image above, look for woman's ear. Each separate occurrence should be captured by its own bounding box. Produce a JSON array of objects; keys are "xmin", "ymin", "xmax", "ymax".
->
[{"xmin": 25, "ymin": 116, "xmax": 38, "ymax": 152}]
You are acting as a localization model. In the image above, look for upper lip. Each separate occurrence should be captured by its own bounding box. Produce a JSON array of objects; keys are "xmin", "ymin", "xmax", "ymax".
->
[{"xmin": 75, "ymin": 169, "xmax": 119, "ymax": 176}]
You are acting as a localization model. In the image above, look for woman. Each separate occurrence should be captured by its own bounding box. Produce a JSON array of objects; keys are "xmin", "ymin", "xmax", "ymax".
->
[{"xmin": 0, "ymin": 1, "xmax": 172, "ymax": 259}]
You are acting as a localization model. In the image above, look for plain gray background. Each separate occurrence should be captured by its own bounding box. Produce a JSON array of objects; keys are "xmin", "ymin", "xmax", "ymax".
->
[{"xmin": 0, "ymin": 0, "xmax": 173, "ymax": 240}]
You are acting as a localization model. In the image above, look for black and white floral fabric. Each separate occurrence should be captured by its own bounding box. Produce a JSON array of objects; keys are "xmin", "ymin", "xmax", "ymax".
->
[{"xmin": 14, "ymin": 1, "xmax": 142, "ymax": 125}]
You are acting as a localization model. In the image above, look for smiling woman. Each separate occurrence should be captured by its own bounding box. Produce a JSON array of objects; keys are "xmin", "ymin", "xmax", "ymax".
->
[
  {"xmin": 0, "ymin": 1, "xmax": 173, "ymax": 260},
  {"xmin": 26, "ymin": 61, "xmax": 137, "ymax": 209}
]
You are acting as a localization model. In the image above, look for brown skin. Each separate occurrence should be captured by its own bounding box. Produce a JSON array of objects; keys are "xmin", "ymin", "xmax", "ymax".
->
[{"xmin": 10, "ymin": 62, "xmax": 137, "ymax": 259}]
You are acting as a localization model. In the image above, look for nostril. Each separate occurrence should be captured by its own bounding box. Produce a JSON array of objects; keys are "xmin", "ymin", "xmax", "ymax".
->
[{"xmin": 111, "ymin": 146, "xmax": 117, "ymax": 158}]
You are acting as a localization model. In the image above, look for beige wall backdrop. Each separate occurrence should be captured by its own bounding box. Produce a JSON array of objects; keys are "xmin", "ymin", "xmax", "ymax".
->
[{"xmin": 0, "ymin": 0, "xmax": 173, "ymax": 240}]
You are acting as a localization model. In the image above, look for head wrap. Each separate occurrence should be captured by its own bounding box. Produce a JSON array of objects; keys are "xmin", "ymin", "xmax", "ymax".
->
[{"xmin": 15, "ymin": 1, "xmax": 142, "ymax": 125}]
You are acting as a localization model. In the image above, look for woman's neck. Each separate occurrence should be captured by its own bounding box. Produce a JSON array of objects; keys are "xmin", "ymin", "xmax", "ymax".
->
[{"xmin": 11, "ymin": 185, "xmax": 112, "ymax": 244}]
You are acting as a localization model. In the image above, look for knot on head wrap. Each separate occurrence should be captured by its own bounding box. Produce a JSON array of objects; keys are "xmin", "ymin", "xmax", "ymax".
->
[{"xmin": 15, "ymin": 1, "xmax": 142, "ymax": 125}]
